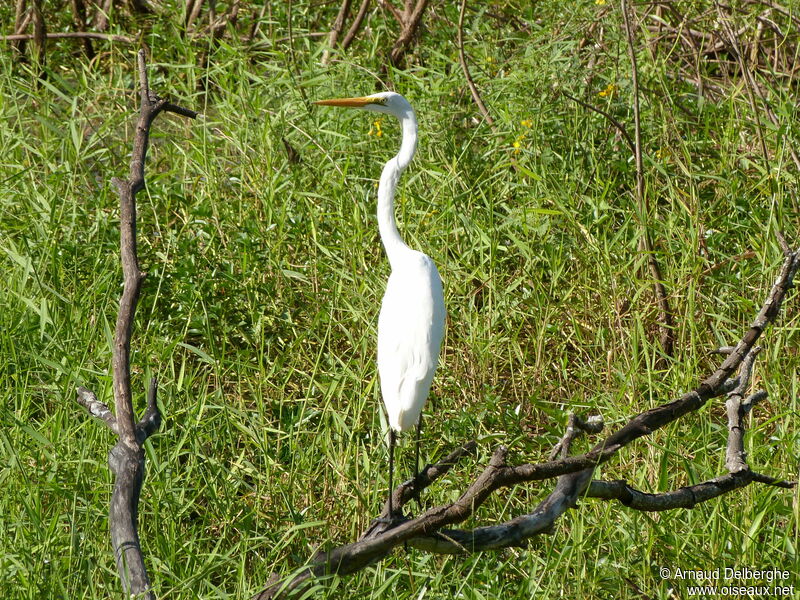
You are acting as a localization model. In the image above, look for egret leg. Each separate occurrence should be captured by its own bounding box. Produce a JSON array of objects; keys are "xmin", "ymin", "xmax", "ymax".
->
[
  {"xmin": 410, "ymin": 416, "xmax": 423, "ymax": 512},
  {"xmin": 414, "ymin": 415, "xmax": 422, "ymax": 481},
  {"xmin": 388, "ymin": 429, "xmax": 396, "ymax": 517}
]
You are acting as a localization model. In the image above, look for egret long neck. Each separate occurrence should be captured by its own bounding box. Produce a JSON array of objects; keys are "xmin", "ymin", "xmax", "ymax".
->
[{"xmin": 377, "ymin": 110, "xmax": 418, "ymax": 268}]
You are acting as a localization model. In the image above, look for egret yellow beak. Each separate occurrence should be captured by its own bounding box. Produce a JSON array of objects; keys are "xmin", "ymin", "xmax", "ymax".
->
[{"xmin": 314, "ymin": 96, "xmax": 385, "ymax": 108}]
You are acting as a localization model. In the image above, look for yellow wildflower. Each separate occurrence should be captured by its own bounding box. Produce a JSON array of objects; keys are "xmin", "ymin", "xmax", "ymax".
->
[
  {"xmin": 598, "ymin": 83, "xmax": 615, "ymax": 97},
  {"xmin": 368, "ymin": 118, "xmax": 384, "ymax": 137},
  {"xmin": 520, "ymin": 119, "xmax": 533, "ymax": 128},
  {"xmin": 595, "ymin": 0, "xmax": 607, "ymax": 5},
  {"xmin": 513, "ymin": 132, "xmax": 526, "ymax": 154}
]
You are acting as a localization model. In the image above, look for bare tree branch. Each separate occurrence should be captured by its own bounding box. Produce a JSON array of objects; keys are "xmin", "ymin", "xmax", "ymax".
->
[
  {"xmin": 31, "ymin": 0, "xmax": 46, "ymax": 69},
  {"xmin": 725, "ymin": 345, "xmax": 761, "ymax": 473},
  {"xmin": 550, "ymin": 414, "xmax": 604, "ymax": 460},
  {"xmin": 69, "ymin": 0, "xmax": 94, "ymax": 58},
  {"xmin": 76, "ymin": 386, "xmax": 118, "ymax": 433},
  {"xmin": 93, "ymin": 0, "xmax": 112, "ymax": 33},
  {"xmin": 341, "ymin": 0, "xmax": 371, "ymax": 51},
  {"xmin": 77, "ymin": 49, "xmax": 197, "ymax": 600},
  {"xmin": 1, "ymin": 31, "xmax": 135, "ymax": 43},
  {"xmin": 321, "ymin": 0, "xmax": 352, "ymax": 65},
  {"xmin": 714, "ymin": 1, "xmax": 800, "ymax": 171},
  {"xmin": 13, "ymin": 0, "xmax": 29, "ymax": 55},
  {"xmin": 185, "ymin": 0, "xmax": 204, "ymax": 33},
  {"xmin": 586, "ymin": 470, "xmax": 793, "ymax": 511},
  {"xmin": 385, "ymin": 0, "xmax": 428, "ymax": 67}
]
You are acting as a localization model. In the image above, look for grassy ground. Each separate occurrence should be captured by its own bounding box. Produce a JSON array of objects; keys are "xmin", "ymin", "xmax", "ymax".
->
[{"xmin": 1, "ymin": 1, "xmax": 799, "ymax": 598}]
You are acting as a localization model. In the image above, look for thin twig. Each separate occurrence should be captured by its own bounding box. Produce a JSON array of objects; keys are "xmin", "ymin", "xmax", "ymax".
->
[
  {"xmin": 715, "ymin": 1, "xmax": 771, "ymax": 172},
  {"xmin": 561, "ymin": 90, "xmax": 636, "ymax": 156},
  {"xmin": 714, "ymin": 1, "xmax": 800, "ymax": 171},
  {"xmin": 621, "ymin": 0, "xmax": 674, "ymax": 364},
  {"xmin": 1, "ymin": 31, "xmax": 136, "ymax": 43},
  {"xmin": 457, "ymin": 0, "xmax": 495, "ymax": 130}
]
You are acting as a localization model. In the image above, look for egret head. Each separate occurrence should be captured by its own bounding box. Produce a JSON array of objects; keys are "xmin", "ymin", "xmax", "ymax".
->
[{"xmin": 314, "ymin": 91, "xmax": 414, "ymax": 119}]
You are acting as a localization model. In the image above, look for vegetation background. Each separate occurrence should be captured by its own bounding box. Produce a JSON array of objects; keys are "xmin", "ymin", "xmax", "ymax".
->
[{"xmin": 1, "ymin": 1, "xmax": 798, "ymax": 598}]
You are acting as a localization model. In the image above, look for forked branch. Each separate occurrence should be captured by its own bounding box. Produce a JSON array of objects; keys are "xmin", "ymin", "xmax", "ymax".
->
[
  {"xmin": 379, "ymin": 0, "xmax": 429, "ymax": 67},
  {"xmin": 256, "ymin": 241, "xmax": 798, "ymax": 600},
  {"xmin": 76, "ymin": 49, "xmax": 197, "ymax": 599}
]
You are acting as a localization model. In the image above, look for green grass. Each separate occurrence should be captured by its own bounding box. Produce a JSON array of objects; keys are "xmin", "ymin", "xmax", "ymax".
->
[{"xmin": 1, "ymin": 1, "xmax": 799, "ymax": 598}]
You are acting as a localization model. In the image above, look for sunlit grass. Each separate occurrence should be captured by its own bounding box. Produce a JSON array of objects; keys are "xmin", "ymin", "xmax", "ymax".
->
[{"xmin": 0, "ymin": 1, "xmax": 798, "ymax": 599}]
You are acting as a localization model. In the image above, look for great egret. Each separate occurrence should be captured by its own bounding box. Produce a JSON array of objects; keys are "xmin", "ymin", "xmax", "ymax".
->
[{"xmin": 315, "ymin": 92, "xmax": 446, "ymax": 517}]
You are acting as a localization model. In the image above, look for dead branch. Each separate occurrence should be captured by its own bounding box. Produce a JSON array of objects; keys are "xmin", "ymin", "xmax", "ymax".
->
[
  {"xmin": 636, "ymin": 0, "xmax": 800, "ymax": 109},
  {"xmin": 381, "ymin": 0, "xmax": 428, "ymax": 67},
  {"xmin": 714, "ymin": 1, "xmax": 800, "ymax": 172},
  {"xmin": 76, "ymin": 49, "xmax": 198, "ymax": 599},
  {"xmin": 723, "ymin": 345, "xmax": 763, "ymax": 473},
  {"xmin": 621, "ymin": 0, "xmax": 675, "ymax": 366},
  {"xmin": 245, "ymin": 2, "xmax": 267, "ymax": 43},
  {"xmin": 93, "ymin": 0, "xmax": 112, "ymax": 32},
  {"xmin": 715, "ymin": 2, "xmax": 771, "ymax": 171},
  {"xmin": 341, "ymin": 0, "xmax": 371, "ymax": 51},
  {"xmin": 69, "ymin": 0, "xmax": 94, "ymax": 58},
  {"xmin": 31, "ymin": 0, "xmax": 45, "ymax": 68},
  {"xmin": 13, "ymin": 0, "xmax": 29, "ymax": 55},
  {"xmin": 185, "ymin": 0, "xmax": 204, "ymax": 32},
  {"xmin": 457, "ymin": 0, "xmax": 495, "ymax": 131},
  {"xmin": 321, "ymin": 0, "xmax": 352, "ymax": 65},
  {"xmin": 586, "ymin": 469, "xmax": 792, "ymax": 511},
  {"xmin": 1, "ymin": 31, "xmax": 136, "ymax": 43},
  {"xmin": 256, "ymin": 240, "xmax": 799, "ymax": 599}
]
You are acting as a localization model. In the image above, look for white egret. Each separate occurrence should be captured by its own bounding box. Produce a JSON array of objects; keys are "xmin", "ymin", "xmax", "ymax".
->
[{"xmin": 315, "ymin": 92, "xmax": 446, "ymax": 517}]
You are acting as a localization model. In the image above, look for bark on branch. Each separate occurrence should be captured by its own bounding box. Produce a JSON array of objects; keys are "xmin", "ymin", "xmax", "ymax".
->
[
  {"xmin": 76, "ymin": 49, "xmax": 197, "ymax": 599},
  {"xmin": 378, "ymin": 0, "xmax": 429, "ymax": 67},
  {"xmin": 256, "ymin": 240, "xmax": 799, "ymax": 599}
]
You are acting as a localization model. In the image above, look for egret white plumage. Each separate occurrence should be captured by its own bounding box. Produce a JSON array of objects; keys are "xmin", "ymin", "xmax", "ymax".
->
[{"xmin": 315, "ymin": 92, "xmax": 446, "ymax": 517}]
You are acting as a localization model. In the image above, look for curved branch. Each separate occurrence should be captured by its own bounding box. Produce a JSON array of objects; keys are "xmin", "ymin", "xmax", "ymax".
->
[{"xmin": 586, "ymin": 471, "xmax": 794, "ymax": 510}]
